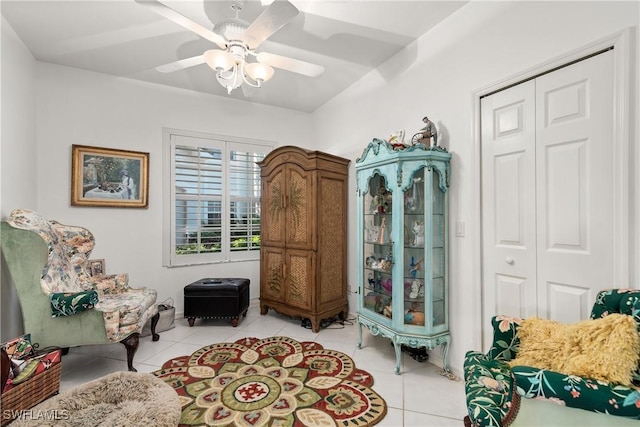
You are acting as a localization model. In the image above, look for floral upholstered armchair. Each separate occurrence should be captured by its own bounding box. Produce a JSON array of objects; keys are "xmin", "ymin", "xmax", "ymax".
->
[
  {"xmin": 0, "ymin": 209, "xmax": 160, "ymax": 371},
  {"xmin": 464, "ymin": 289, "xmax": 640, "ymax": 427}
]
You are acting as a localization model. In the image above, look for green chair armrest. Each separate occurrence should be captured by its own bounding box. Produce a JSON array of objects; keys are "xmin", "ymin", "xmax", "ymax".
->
[{"xmin": 464, "ymin": 351, "xmax": 521, "ymax": 427}]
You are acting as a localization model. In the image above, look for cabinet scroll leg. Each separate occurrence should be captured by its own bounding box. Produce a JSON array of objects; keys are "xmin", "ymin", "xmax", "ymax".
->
[
  {"xmin": 439, "ymin": 339, "xmax": 457, "ymax": 381},
  {"xmin": 357, "ymin": 318, "xmax": 363, "ymax": 349},
  {"xmin": 392, "ymin": 339, "xmax": 402, "ymax": 375}
]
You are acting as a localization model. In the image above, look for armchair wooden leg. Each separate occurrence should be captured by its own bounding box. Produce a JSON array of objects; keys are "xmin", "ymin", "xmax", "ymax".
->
[
  {"xmin": 150, "ymin": 312, "xmax": 160, "ymax": 342},
  {"xmin": 121, "ymin": 333, "xmax": 140, "ymax": 372}
]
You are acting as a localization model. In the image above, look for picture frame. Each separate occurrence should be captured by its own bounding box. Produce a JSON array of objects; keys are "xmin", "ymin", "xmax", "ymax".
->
[
  {"xmin": 71, "ymin": 144, "xmax": 149, "ymax": 208},
  {"xmin": 88, "ymin": 259, "xmax": 105, "ymax": 277}
]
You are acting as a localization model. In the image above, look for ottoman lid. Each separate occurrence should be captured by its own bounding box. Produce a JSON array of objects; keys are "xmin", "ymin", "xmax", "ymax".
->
[{"xmin": 184, "ymin": 278, "xmax": 250, "ymax": 295}]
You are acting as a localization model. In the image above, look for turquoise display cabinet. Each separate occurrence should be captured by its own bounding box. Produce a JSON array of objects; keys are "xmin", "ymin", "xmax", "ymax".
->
[{"xmin": 356, "ymin": 138, "xmax": 451, "ymax": 375}]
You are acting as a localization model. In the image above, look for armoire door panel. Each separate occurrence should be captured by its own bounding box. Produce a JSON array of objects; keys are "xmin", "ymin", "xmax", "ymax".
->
[
  {"xmin": 261, "ymin": 247, "xmax": 285, "ymax": 301},
  {"xmin": 285, "ymin": 165, "xmax": 315, "ymax": 249},
  {"xmin": 284, "ymin": 250, "xmax": 313, "ymax": 310},
  {"xmin": 261, "ymin": 166, "xmax": 286, "ymax": 246}
]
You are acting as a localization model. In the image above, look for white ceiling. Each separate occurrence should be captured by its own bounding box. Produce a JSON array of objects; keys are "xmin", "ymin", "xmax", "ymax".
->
[{"xmin": 2, "ymin": 0, "xmax": 468, "ymax": 112}]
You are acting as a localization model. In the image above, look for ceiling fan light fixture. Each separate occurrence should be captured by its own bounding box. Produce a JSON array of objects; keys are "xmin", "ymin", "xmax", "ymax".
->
[
  {"xmin": 245, "ymin": 62, "xmax": 274, "ymax": 84},
  {"xmin": 203, "ymin": 49, "xmax": 235, "ymax": 72},
  {"xmin": 217, "ymin": 69, "xmax": 243, "ymax": 94},
  {"xmin": 138, "ymin": 0, "xmax": 321, "ymax": 97}
]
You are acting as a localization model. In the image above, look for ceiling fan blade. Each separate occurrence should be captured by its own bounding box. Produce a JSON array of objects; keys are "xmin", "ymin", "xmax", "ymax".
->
[
  {"xmin": 135, "ymin": 0, "xmax": 227, "ymax": 49},
  {"xmin": 242, "ymin": 1, "xmax": 299, "ymax": 50},
  {"xmin": 257, "ymin": 52, "xmax": 324, "ymax": 78},
  {"xmin": 156, "ymin": 55, "xmax": 206, "ymax": 73}
]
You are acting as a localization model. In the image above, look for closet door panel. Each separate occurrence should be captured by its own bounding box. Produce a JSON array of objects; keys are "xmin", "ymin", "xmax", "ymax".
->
[
  {"xmin": 481, "ymin": 80, "xmax": 537, "ymax": 347},
  {"xmin": 535, "ymin": 50, "xmax": 614, "ymax": 321}
]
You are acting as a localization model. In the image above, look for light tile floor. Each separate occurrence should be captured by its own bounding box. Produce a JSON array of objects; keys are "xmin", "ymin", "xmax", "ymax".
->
[{"xmin": 60, "ymin": 301, "xmax": 467, "ymax": 426}]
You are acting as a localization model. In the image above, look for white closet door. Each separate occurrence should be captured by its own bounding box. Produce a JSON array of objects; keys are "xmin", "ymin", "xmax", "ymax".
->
[
  {"xmin": 481, "ymin": 50, "xmax": 615, "ymax": 347},
  {"xmin": 535, "ymin": 50, "xmax": 614, "ymax": 323},
  {"xmin": 481, "ymin": 80, "xmax": 538, "ymax": 342}
]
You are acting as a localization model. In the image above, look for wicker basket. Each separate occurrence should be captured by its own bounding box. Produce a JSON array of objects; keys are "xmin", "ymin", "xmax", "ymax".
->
[{"xmin": 0, "ymin": 363, "xmax": 62, "ymax": 426}]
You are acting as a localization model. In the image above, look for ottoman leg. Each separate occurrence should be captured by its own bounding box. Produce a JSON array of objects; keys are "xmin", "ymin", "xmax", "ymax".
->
[
  {"xmin": 231, "ymin": 317, "xmax": 239, "ymax": 327},
  {"xmin": 188, "ymin": 317, "xmax": 195, "ymax": 327}
]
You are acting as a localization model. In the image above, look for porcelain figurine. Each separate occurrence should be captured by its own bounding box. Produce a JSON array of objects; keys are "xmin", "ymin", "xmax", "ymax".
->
[
  {"xmin": 412, "ymin": 221, "xmax": 425, "ymax": 247},
  {"xmin": 409, "ymin": 279, "xmax": 423, "ymax": 299}
]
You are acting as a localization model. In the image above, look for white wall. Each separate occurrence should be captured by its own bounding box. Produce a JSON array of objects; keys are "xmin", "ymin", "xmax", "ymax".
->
[
  {"xmin": 313, "ymin": 1, "xmax": 639, "ymax": 374},
  {"xmin": 1, "ymin": 1, "xmax": 638, "ymax": 377},
  {"xmin": 1, "ymin": 17, "xmax": 37, "ymax": 340},
  {"xmin": 32, "ymin": 63, "xmax": 313, "ymax": 315}
]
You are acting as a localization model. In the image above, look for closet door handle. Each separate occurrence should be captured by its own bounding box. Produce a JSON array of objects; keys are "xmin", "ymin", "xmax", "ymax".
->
[{"xmin": 505, "ymin": 257, "xmax": 514, "ymax": 265}]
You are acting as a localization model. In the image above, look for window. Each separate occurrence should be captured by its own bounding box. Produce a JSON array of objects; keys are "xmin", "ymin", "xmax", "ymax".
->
[{"xmin": 164, "ymin": 129, "xmax": 273, "ymax": 266}]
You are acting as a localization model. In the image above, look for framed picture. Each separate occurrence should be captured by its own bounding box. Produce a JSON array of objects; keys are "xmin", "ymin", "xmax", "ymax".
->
[
  {"xmin": 88, "ymin": 259, "xmax": 105, "ymax": 277},
  {"xmin": 71, "ymin": 145, "xmax": 149, "ymax": 208}
]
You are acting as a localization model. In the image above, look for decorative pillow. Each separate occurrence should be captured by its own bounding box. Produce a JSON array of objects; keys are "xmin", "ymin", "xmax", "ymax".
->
[
  {"xmin": 1, "ymin": 334, "xmax": 34, "ymax": 383},
  {"xmin": 50, "ymin": 290, "xmax": 99, "ymax": 317},
  {"xmin": 510, "ymin": 314, "xmax": 640, "ymax": 386},
  {"xmin": 1, "ymin": 334, "xmax": 33, "ymax": 360},
  {"xmin": 11, "ymin": 349, "xmax": 62, "ymax": 385}
]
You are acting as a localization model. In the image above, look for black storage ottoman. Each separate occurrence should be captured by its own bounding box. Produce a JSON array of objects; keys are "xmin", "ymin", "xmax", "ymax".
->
[{"xmin": 184, "ymin": 278, "xmax": 250, "ymax": 327}]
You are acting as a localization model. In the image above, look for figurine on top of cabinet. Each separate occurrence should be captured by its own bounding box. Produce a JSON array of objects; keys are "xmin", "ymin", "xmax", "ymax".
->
[
  {"xmin": 411, "ymin": 116, "xmax": 438, "ymax": 147},
  {"xmin": 388, "ymin": 129, "xmax": 407, "ymax": 150}
]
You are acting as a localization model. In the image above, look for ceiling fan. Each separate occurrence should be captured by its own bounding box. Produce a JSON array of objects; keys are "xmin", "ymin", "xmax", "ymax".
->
[{"xmin": 135, "ymin": 0, "xmax": 324, "ymax": 95}]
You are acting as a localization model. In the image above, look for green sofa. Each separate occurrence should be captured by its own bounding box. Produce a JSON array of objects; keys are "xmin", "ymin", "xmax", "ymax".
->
[{"xmin": 464, "ymin": 289, "xmax": 640, "ymax": 426}]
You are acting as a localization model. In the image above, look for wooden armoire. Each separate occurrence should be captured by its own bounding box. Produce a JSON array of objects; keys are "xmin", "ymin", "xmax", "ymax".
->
[{"xmin": 258, "ymin": 146, "xmax": 350, "ymax": 332}]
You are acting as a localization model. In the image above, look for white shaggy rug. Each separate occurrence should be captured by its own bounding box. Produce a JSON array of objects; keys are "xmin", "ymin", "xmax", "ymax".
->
[{"xmin": 11, "ymin": 371, "xmax": 181, "ymax": 427}]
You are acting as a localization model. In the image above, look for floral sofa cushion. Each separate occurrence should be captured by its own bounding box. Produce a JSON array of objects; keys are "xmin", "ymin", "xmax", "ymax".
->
[
  {"xmin": 6, "ymin": 209, "xmax": 157, "ymax": 342},
  {"xmin": 464, "ymin": 289, "xmax": 640, "ymax": 425}
]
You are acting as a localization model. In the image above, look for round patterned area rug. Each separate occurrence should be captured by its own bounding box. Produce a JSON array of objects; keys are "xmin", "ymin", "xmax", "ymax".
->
[{"xmin": 153, "ymin": 336, "xmax": 387, "ymax": 427}]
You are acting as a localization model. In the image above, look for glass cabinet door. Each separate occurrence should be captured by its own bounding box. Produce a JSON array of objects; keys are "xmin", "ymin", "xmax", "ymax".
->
[
  {"xmin": 403, "ymin": 168, "xmax": 426, "ymax": 327},
  {"xmin": 402, "ymin": 167, "xmax": 447, "ymax": 330},
  {"xmin": 362, "ymin": 173, "xmax": 393, "ymax": 319},
  {"xmin": 430, "ymin": 169, "xmax": 446, "ymax": 328}
]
